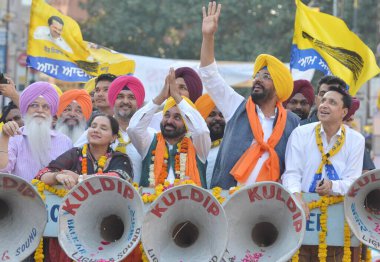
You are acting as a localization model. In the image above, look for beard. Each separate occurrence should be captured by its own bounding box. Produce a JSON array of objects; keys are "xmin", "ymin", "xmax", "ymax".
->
[
  {"xmin": 251, "ymin": 83, "xmax": 275, "ymax": 104},
  {"xmin": 56, "ymin": 117, "xmax": 87, "ymax": 143},
  {"xmin": 24, "ymin": 114, "xmax": 53, "ymax": 167},
  {"xmin": 114, "ymin": 105, "xmax": 136, "ymax": 122},
  {"xmin": 292, "ymin": 109, "xmax": 309, "ymax": 120},
  {"xmin": 160, "ymin": 123, "xmax": 186, "ymax": 139},
  {"xmin": 208, "ymin": 121, "xmax": 225, "ymax": 141}
]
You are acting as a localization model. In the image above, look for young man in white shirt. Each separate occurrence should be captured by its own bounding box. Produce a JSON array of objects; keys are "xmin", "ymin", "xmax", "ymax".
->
[{"xmin": 282, "ymin": 86, "xmax": 364, "ymax": 261}]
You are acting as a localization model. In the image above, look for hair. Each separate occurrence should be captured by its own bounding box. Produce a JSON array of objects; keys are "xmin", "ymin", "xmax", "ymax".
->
[
  {"xmin": 317, "ymin": 75, "xmax": 347, "ymax": 93},
  {"xmin": 95, "ymin": 74, "xmax": 117, "ymax": 86},
  {"xmin": 48, "ymin": 16, "xmax": 64, "ymax": 26},
  {"xmin": 89, "ymin": 113, "xmax": 119, "ymax": 136},
  {"xmin": 327, "ymin": 86, "xmax": 352, "ymax": 109},
  {"xmin": 0, "ymin": 101, "xmax": 18, "ymax": 123}
]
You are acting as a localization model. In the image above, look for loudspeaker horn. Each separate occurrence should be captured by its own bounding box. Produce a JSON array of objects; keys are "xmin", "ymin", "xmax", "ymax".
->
[
  {"xmin": 344, "ymin": 169, "xmax": 380, "ymax": 251},
  {"xmin": 222, "ymin": 181, "xmax": 306, "ymax": 262},
  {"xmin": 0, "ymin": 173, "xmax": 48, "ymax": 261},
  {"xmin": 142, "ymin": 184, "xmax": 228, "ymax": 262},
  {"xmin": 58, "ymin": 176, "xmax": 144, "ymax": 261}
]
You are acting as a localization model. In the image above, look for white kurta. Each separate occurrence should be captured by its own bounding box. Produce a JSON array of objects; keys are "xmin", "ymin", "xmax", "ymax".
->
[{"xmin": 127, "ymin": 99, "xmax": 211, "ymax": 183}]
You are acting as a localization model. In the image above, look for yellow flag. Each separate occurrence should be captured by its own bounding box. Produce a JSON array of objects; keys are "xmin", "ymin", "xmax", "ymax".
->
[
  {"xmin": 290, "ymin": 0, "xmax": 380, "ymax": 95},
  {"xmin": 27, "ymin": 0, "xmax": 135, "ymax": 82}
]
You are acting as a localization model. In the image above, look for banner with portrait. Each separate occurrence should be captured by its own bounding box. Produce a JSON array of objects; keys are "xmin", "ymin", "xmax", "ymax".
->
[{"xmin": 27, "ymin": 0, "xmax": 135, "ymax": 82}]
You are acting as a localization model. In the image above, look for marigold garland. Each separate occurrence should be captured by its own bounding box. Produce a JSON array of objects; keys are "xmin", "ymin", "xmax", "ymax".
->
[
  {"xmin": 149, "ymin": 134, "xmax": 192, "ymax": 187},
  {"xmin": 211, "ymin": 138, "xmax": 222, "ymax": 148},
  {"xmin": 31, "ymin": 179, "xmax": 68, "ymax": 262},
  {"xmin": 291, "ymin": 195, "xmax": 358, "ymax": 262},
  {"xmin": 81, "ymin": 144, "xmax": 109, "ymax": 175},
  {"xmin": 365, "ymin": 246, "xmax": 371, "ymax": 262}
]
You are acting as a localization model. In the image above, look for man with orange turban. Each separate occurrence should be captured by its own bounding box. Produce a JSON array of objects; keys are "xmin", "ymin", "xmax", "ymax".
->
[
  {"xmin": 128, "ymin": 68, "xmax": 210, "ymax": 187},
  {"xmin": 199, "ymin": 2, "xmax": 299, "ymax": 189},
  {"xmin": 56, "ymin": 89, "xmax": 92, "ymax": 143},
  {"xmin": 195, "ymin": 94, "xmax": 225, "ymax": 188}
]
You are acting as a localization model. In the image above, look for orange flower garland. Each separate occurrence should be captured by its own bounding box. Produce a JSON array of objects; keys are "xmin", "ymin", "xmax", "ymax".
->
[
  {"xmin": 149, "ymin": 134, "xmax": 191, "ymax": 187},
  {"xmin": 291, "ymin": 195, "xmax": 358, "ymax": 262},
  {"xmin": 81, "ymin": 144, "xmax": 108, "ymax": 175}
]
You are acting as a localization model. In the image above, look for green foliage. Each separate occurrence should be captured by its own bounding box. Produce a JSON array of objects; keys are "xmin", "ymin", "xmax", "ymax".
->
[{"xmin": 80, "ymin": 0, "xmax": 378, "ymax": 62}]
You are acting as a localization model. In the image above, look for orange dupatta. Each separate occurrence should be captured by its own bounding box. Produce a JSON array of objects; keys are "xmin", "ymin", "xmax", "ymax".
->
[
  {"xmin": 230, "ymin": 98, "xmax": 287, "ymax": 183},
  {"xmin": 154, "ymin": 133, "xmax": 201, "ymax": 186}
]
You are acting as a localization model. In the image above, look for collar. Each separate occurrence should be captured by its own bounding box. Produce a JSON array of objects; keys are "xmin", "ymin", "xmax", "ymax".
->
[
  {"xmin": 255, "ymin": 105, "xmax": 277, "ymax": 120},
  {"xmin": 319, "ymin": 122, "xmax": 343, "ymax": 137}
]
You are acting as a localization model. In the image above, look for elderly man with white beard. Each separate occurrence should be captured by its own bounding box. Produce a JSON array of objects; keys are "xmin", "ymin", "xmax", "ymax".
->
[
  {"xmin": 56, "ymin": 89, "xmax": 92, "ymax": 143},
  {"xmin": 0, "ymin": 82, "xmax": 72, "ymax": 182}
]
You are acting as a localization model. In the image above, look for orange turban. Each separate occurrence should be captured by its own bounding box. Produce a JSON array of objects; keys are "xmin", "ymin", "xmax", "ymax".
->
[
  {"xmin": 253, "ymin": 54, "xmax": 293, "ymax": 102},
  {"xmin": 195, "ymin": 94, "xmax": 216, "ymax": 119},
  {"xmin": 57, "ymin": 89, "xmax": 93, "ymax": 120}
]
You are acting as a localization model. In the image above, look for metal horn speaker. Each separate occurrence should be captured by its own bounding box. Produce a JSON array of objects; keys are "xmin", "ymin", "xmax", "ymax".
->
[
  {"xmin": 222, "ymin": 182, "xmax": 306, "ymax": 262},
  {"xmin": 142, "ymin": 184, "xmax": 228, "ymax": 262},
  {"xmin": 0, "ymin": 173, "xmax": 47, "ymax": 261},
  {"xmin": 345, "ymin": 169, "xmax": 380, "ymax": 251},
  {"xmin": 58, "ymin": 176, "xmax": 144, "ymax": 261}
]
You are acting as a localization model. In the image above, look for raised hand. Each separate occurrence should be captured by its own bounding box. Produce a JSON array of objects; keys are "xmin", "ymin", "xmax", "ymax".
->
[
  {"xmin": 168, "ymin": 68, "xmax": 182, "ymax": 103},
  {"xmin": 153, "ymin": 71, "xmax": 171, "ymax": 105},
  {"xmin": 202, "ymin": 1, "xmax": 222, "ymax": 37}
]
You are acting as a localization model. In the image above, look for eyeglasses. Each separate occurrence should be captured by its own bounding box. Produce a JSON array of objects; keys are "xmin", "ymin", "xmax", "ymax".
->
[
  {"xmin": 28, "ymin": 103, "xmax": 51, "ymax": 111},
  {"xmin": 253, "ymin": 72, "xmax": 272, "ymax": 81}
]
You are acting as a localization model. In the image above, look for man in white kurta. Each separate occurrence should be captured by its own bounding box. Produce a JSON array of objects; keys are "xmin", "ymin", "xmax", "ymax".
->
[{"xmin": 127, "ymin": 68, "xmax": 210, "ymax": 187}]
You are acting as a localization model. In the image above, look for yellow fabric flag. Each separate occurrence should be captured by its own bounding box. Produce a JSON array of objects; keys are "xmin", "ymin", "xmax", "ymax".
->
[
  {"xmin": 27, "ymin": 0, "xmax": 135, "ymax": 82},
  {"xmin": 290, "ymin": 0, "xmax": 380, "ymax": 95}
]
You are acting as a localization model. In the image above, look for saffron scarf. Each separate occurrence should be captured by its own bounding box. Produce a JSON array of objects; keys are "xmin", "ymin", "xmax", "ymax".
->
[
  {"xmin": 154, "ymin": 133, "xmax": 201, "ymax": 186},
  {"xmin": 230, "ymin": 98, "xmax": 287, "ymax": 183}
]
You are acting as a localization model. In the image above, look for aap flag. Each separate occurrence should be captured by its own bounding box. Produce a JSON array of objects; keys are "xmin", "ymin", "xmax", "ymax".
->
[
  {"xmin": 290, "ymin": 0, "xmax": 380, "ymax": 95},
  {"xmin": 27, "ymin": 0, "xmax": 135, "ymax": 82}
]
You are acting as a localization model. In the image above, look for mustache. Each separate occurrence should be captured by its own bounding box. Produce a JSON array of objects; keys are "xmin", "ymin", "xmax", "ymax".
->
[
  {"xmin": 164, "ymin": 124, "xmax": 176, "ymax": 129},
  {"xmin": 119, "ymin": 102, "xmax": 132, "ymax": 108},
  {"xmin": 210, "ymin": 120, "xmax": 225, "ymax": 126}
]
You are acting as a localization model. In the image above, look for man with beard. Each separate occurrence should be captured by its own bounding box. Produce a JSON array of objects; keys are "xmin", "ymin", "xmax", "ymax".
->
[
  {"xmin": 0, "ymin": 82, "xmax": 72, "ymax": 182},
  {"xmin": 75, "ymin": 75, "xmax": 146, "ymax": 183},
  {"xmin": 56, "ymin": 89, "xmax": 92, "ymax": 143},
  {"xmin": 199, "ymin": 2, "xmax": 299, "ymax": 189},
  {"xmin": 283, "ymin": 80, "xmax": 314, "ymax": 120},
  {"xmin": 195, "ymin": 93, "xmax": 225, "ymax": 188},
  {"xmin": 128, "ymin": 68, "xmax": 210, "ymax": 187}
]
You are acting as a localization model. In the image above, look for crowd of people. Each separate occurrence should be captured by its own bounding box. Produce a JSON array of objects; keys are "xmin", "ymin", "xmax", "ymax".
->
[{"xmin": 0, "ymin": 2, "xmax": 377, "ymax": 262}]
